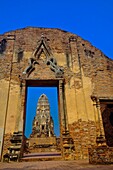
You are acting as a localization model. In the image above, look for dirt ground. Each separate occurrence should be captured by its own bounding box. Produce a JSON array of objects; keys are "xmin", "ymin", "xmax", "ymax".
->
[{"xmin": 1, "ymin": 160, "xmax": 113, "ymax": 170}]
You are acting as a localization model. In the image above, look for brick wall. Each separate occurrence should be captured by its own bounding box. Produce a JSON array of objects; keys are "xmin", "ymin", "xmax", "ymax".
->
[{"xmin": 0, "ymin": 27, "xmax": 113, "ymax": 160}]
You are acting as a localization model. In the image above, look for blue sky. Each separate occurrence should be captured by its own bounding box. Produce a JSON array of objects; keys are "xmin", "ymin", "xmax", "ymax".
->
[
  {"xmin": 0, "ymin": 0, "xmax": 113, "ymax": 59},
  {"xmin": 25, "ymin": 87, "xmax": 60, "ymax": 138},
  {"xmin": 1, "ymin": 0, "xmax": 113, "ymax": 138}
]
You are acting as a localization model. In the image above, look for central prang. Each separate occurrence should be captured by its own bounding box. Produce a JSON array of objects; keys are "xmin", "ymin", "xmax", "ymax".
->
[
  {"xmin": 27, "ymin": 94, "xmax": 57, "ymax": 152},
  {"xmin": 31, "ymin": 94, "xmax": 55, "ymax": 138}
]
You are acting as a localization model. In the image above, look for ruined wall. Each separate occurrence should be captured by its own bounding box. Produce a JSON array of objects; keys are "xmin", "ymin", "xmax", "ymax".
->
[{"xmin": 0, "ymin": 27, "xmax": 113, "ymax": 160}]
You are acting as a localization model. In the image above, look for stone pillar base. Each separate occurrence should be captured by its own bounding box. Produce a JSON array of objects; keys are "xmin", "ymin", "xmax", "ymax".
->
[
  {"xmin": 62, "ymin": 130, "xmax": 75, "ymax": 160},
  {"xmin": 89, "ymin": 146, "xmax": 113, "ymax": 164}
]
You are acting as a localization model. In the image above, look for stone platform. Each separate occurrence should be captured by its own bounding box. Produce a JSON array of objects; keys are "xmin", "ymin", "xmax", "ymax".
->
[{"xmin": 28, "ymin": 137, "xmax": 56, "ymax": 146}]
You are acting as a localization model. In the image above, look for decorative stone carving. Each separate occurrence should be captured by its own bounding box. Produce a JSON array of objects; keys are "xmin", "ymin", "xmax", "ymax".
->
[
  {"xmin": 46, "ymin": 57, "xmax": 64, "ymax": 78},
  {"xmin": 33, "ymin": 34, "xmax": 52, "ymax": 59},
  {"xmin": 23, "ymin": 58, "xmax": 39, "ymax": 75},
  {"xmin": 22, "ymin": 35, "xmax": 64, "ymax": 78}
]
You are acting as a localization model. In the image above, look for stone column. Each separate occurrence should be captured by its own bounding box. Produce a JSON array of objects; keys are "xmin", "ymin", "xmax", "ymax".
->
[
  {"xmin": 17, "ymin": 78, "xmax": 26, "ymax": 158},
  {"xmin": 14, "ymin": 77, "xmax": 23, "ymax": 132},
  {"xmin": 59, "ymin": 80, "xmax": 75, "ymax": 160},
  {"xmin": 92, "ymin": 97, "xmax": 100, "ymax": 136},
  {"xmin": 89, "ymin": 97, "xmax": 107, "ymax": 164},
  {"xmin": 18, "ymin": 79, "xmax": 26, "ymax": 132},
  {"xmin": 59, "ymin": 80, "xmax": 65, "ymax": 132},
  {"xmin": 96, "ymin": 99, "xmax": 105, "ymax": 136},
  {"xmin": 96, "ymin": 98, "xmax": 106, "ymax": 146},
  {"xmin": 59, "ymin": 79, "xmax": 65, "ymax": 157}
]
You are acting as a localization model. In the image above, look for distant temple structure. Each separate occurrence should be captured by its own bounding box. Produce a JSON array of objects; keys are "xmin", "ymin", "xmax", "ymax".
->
[
  {"xmin": 30, "ymin": 94, "xmax": 55, "ymax": 138},
  {"xmin": 28, "ymin": 94, "xmax": 57, "ymax": 152}
]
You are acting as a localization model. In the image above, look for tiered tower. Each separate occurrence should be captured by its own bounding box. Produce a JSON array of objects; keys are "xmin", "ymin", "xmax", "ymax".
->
[
  {"xmin": 28, "ymin": 94, "xmax": 57, "ymax": 152},
  {"xmin": 31, "ymin": 94, "xmax": 54, "ymax": 138}
]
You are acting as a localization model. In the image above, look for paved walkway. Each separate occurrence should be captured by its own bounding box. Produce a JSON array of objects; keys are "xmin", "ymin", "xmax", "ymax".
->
[{"xmin": 1, "ymin": 160, "xmax": 113, "ymax": 170}]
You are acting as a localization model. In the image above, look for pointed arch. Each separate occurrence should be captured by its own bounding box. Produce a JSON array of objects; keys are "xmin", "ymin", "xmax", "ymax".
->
[
  {"xmin": 22, "ymin": 35, "xmax": 64, "ymax": 78},
  {"xmin": 33, "ymin": 36, "xmax": 52, "ymax": 61}
]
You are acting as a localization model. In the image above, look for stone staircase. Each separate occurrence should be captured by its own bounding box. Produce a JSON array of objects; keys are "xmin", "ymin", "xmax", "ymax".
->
[{"xmin": 20, "ymin": 152, "xmax": 62, "ymax": 162}]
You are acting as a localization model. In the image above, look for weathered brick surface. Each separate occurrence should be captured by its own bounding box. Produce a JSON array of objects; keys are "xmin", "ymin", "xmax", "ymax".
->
[
  {"xmin": 0, "ymin": 27, "xmax": 112, "ymax": 93},
  {"xmin": 0, "ymin": 27, "xmax": 113, "ymax": 161},
  {"xmin": 2, "ymin": 133, "xmax": 12, "ymax": 157},
  {"xmin": 69, "ymin": 120, "xmax": 97, "ymax": 159},
  {"xmin": 89, "ymin": 146, "xmax": 113, "ymax": 164}
]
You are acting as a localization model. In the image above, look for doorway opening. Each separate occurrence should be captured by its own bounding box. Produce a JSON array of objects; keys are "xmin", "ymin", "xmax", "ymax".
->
[
  {"xmin": 100, "ymin": 100, "xmax": 113, "ymax": 146},
  {"xmin": 25, "ymin": 87, "xmax": 60, "ymax": 138},
  {"xmin": 24, "ymin": 80, "xmax": 61, "ymax": 155}
]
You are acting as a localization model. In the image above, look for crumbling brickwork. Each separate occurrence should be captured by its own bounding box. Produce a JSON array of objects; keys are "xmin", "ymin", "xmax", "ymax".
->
[{"xmin": 0, "ymin": 27, "xmax": 113, "ymax": 161}]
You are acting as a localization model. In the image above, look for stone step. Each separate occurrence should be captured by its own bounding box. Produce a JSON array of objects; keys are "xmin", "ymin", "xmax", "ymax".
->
[{"xmin": 20, "ymin": 152, "xmax": 62, "ymax": 162}]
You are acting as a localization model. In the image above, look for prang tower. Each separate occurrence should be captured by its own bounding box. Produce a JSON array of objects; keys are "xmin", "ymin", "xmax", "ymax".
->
[{"xmin": 30, "ymin": 94, "xmax": 55, "ymax": 138}]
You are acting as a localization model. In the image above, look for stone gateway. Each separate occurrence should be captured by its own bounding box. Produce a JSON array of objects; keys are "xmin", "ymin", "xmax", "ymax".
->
[{"xmin": 0, "ymin": 27, "xmax": 113, "ymax": 163}]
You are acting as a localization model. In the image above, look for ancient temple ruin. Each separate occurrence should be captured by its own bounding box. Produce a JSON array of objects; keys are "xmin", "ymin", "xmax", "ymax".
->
[
  {"xmin": 30, "ymin": 94, "xmax": 55, "ymax": 138},
  {"xmin": 0, "ymin": 27, "xmax": 113, "ymax": 163},
  {"xmin": 27, "ymin": 94, "xmax": 57, "ymax": 152}
]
